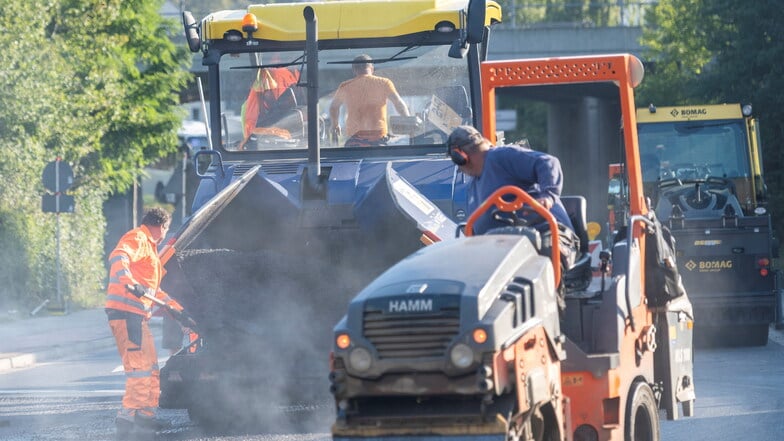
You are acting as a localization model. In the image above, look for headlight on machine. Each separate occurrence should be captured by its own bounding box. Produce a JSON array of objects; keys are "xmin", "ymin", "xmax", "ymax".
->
[
  {"xmin": 348, "ymin": 347, "xmax": 373, "ymax": 372},
  {"xmin": 450, "ymin": 343, "xmax": 475, "ymax": 368}
]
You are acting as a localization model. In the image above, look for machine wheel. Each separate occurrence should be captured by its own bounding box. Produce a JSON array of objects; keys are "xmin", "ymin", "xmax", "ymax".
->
[{"xmin": 625, "ymin": 381, "xmax": 660, "ymax": 441}]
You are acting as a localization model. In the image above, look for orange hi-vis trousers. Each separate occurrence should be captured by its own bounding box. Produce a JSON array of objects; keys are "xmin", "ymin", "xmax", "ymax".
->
[{"xmin": 107, "ymin": 309, "xmax": 160, "ymax": 419}]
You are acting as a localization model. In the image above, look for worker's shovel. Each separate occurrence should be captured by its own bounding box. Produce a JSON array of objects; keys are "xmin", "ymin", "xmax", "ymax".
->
[{"xmin": 125, "ymin": 284, "xmax": 199, "ymax": 333}]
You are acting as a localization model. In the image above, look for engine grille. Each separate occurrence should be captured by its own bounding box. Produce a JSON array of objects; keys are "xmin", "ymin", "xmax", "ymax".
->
[
  {"xmin": 232, "ymin": 162, "xmax": 300, "ymax": 176},
  {"xmin": 362, "ymin": 306, "xmax": 461, "ymax": 359}
]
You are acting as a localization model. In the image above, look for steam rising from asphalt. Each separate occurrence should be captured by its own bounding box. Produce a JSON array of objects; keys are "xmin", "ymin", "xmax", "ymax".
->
[
  {"xmin": 156, "ymin": 172, "xmax": 424, "ymax": 434},
  {"xmin": 167, "ymin": 230, "xmax": 405, "ymax": 433}
]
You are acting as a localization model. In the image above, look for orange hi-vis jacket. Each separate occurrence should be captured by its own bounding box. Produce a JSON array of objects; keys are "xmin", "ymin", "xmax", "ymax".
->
[
  {"xmin": 241, "ymin": 67, "xmax": 301, "ymax": 139},
  {"xmin": 106, "ymin": 225, "xmax": 171, "ymax": 318}
]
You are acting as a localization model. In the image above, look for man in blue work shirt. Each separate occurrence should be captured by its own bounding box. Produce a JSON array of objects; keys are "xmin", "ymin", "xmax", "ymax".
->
[{"xmin": 446, "ymin": 125, "xmax": 574, "ymax": 235}]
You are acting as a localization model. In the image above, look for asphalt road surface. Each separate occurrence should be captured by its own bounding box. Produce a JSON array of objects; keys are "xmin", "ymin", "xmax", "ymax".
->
[
  {"xmin": 1, "ymin": 330, "xmax": 783, "ymax": 440},
  {"xmin": 659, "ymin": 329, "xmax": 784, "ymax": 441}
]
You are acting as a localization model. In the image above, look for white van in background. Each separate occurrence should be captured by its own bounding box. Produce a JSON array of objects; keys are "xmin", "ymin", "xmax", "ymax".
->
[{"xmin": 140, "ymin": 119, "xmax": 209, "ymax": 203}]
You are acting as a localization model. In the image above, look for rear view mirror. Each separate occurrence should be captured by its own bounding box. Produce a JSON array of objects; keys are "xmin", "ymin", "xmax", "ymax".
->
[
  {"xmin": 466, "ymin": 0, "xmax": 486, "ymax": 44},
  {"xmin": 182, "ymin": 11, "xmax": 201, "ymax": 53},
  {"xmin": 448, "ymin": 0, "xmax": 486, "ymax": 59},
  {"xmin": 448, "ymin": 40, "xmax": 469, "ymax": 59}
]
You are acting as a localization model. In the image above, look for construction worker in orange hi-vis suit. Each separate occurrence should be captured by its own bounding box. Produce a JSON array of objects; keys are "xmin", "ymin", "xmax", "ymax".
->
[
  {"xmin": 241, "ymin": 65, "xmax": 301, "ymax": 144},
  {"xmin": 105, "ymin": 207, "xmax": 182, "ymax": 439}
]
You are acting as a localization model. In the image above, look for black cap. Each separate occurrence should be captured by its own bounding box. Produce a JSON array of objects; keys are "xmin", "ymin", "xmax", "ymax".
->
[{"xmin": 447, "ymin": 125, "xmax": 484, "ymax": 150}]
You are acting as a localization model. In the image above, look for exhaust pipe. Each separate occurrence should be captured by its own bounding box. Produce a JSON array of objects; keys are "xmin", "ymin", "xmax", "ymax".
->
[{"xmin": 304, "ymin": 6, "xmax": 322, "ymax": 194}]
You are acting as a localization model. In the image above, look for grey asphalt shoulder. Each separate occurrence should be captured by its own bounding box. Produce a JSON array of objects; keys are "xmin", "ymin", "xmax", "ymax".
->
[{"xmin": 0, "ymin": 308, "xmax": 162, "ymax": 373}]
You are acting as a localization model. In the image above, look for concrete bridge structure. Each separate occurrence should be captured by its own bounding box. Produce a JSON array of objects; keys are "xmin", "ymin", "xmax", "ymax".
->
[
  {"xmin": 488, "ymin": 26, "xmax": 644, "ymax": 60},
  {"xmin": 486, "ymin": 26, "xmax": 646, "ymax": 225}
]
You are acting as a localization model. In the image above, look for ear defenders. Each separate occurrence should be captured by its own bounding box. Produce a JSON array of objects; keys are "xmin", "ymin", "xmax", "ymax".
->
[
  {"xmin": 446, "ymin": 127, "xmax": 483, "ymax": 166},
  {"xmin": 448, "ymin": 145, "xmax": 469, "ymax": 166}
]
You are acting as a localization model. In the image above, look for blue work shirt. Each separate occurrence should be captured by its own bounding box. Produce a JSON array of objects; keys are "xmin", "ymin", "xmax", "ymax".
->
[{"xmin": 467, "ymin": 145, "xmax": 574, "ymax": 234}]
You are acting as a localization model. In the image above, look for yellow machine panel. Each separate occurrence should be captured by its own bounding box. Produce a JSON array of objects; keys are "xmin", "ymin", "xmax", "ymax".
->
[
  {"xmin": 636, "ymin": 103, "xmax": 743, "ymax": 123},
  {"xmin": 202, "ymin": 0, "xmax": 502, "ymax": 42}
]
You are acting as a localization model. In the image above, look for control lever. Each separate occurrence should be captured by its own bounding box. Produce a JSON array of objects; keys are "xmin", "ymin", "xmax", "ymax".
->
[
  {"xmin": 599, "ymin": 250, "xmax": 612, "ymax": 293},
  {"xmin": 125, "ymin": 284, "xmax": 199, "ymax": 332}
]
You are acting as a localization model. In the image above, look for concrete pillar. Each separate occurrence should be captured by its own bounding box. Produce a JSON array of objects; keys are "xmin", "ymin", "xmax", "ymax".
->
[{"xmin": 547, "ymin": 96, "xmax": 622, "ymax": 235}]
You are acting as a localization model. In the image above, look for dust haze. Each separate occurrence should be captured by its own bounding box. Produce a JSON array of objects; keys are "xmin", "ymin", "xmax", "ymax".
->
[{"xmin": 163, "ymin": 226, "xmax": 408, "ymax": 434}]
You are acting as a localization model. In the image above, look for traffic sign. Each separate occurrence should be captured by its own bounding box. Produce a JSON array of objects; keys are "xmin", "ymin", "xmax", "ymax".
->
[
  {"xmin": 42, "ymin": 194, "xmax": 75, "ymax": 213},
  {"xmin": 42, "ymin": 160, "xmax": 74, "ymax": 193}
]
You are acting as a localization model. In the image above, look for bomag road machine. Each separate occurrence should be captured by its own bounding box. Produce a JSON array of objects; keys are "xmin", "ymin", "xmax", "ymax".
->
[
  {"xmin": 631, "ymin": 103, "xmax": 778, "ymax": 346},
  {"xmin": 156, "ymin": 0, "xmax": 503, "ymax": 431},
  {"xmin": 330, "ymin": 54, "xmax": 696, "ymax": 441}
]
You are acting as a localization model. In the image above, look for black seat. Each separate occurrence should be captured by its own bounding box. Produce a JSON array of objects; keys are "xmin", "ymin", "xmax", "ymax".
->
[
  {"xmin": 560, "ymin": 196, "xmax": 592, "ymax": 292},
  {"xmin": 258, "ymin": 86, "xmax": 298, "ymax": 127},
  {"xmin": 561, "ymin": 196, "xmax": 589, "ymax": 254}
]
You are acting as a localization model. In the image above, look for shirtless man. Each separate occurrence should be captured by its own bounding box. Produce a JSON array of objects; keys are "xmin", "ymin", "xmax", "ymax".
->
[{"xmin": 329, "ymin": 54, "xmax": 410, "ymax": 147}]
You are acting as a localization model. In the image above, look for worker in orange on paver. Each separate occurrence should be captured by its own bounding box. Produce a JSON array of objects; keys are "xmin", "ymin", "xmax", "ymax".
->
[
  {"xmin": 240, "ymin": 64, "xmax": 301, "ymax": 147},
  {"xmin": 105, "ymin": 207, "xmax": 182, "ymax": 439}
]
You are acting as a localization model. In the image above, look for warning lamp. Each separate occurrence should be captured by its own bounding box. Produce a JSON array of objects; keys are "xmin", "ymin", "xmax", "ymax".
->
[
  {"xmin": 242, "ymin": 13, "xmax": 259, "ymax": 34},
  {"xmin": 472, "ymin": 328, "xmax": 488, "ymax": 344},
  {"xmin": 758, "ymin": 258, "xmax": 770, "ymax": 267},
  {"xmin": 336, "ymin": 333, "xmax": 351, "ymax": 349},
  {"xmin": 629, "ymin": 56, "xmax": 645, "ymax": 88}
]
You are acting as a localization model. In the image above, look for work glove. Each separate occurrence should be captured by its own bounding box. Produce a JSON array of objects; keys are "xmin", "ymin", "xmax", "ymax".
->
[
  {"xmin": 168, "ymin": 305, "xmax": 199, "ymax": 333},
  {"xmin": 166, "ymin": 298, "xmax": 184, "ymax": 313},
  {"xmin": 129, "ymin": 284, "xmax": 154, "ymax": 298}
]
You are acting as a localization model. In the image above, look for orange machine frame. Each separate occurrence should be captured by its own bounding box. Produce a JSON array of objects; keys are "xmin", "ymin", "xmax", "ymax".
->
[{"xmin": 479, "ymin": 54, "xmax": 655, "ymax": 441}]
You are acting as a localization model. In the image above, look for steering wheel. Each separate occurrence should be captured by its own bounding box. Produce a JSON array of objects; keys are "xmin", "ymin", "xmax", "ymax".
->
[
  {"xmin": 465, "ymin": 185, "xmax": 561, "ymax": 288},
  {"xmin": 680, "ymin": 189, "xmax": 716, "ymax": 210},
  {"xmin": 491, "ymin": 207, "xmax": 547, "ymax": 228}
]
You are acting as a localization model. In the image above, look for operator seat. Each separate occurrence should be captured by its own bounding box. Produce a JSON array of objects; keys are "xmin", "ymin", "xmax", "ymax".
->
[
  {"xmin": 561, "ymin": 196, "xmax": 589, "ymax": 254},
  {"xmin": 257, "ymin": 86, "xmax": 305, "ymax": 138},
  {"xmin": 484, "ymin": 195, "xmax": 590, "ymax": 291},
  {"xmin": 655, "ymin": 184, "xmax": 744, "ymax": 221},
  {"xmin": 561, "ymin": 196, "xmax": 592, "ymax": 292}
]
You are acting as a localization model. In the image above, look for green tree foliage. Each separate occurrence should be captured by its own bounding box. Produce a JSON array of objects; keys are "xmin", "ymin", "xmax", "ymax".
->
[
  {"xmin": 0, "ymin": 0, "xmax": 190, "ymax": 311},
  {"xmin": 639, "ymin": 0, "xmax": 784, "ymax": 236}
]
